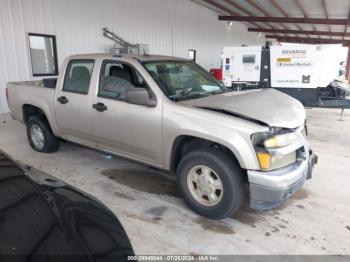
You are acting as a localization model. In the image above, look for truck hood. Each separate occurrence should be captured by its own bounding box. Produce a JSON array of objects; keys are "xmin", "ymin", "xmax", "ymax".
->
[{"xmin": 180, "ymin": 88, "xmax": 306, "ymax": 129}]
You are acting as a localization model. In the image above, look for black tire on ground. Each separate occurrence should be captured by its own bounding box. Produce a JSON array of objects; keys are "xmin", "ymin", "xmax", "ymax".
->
[
  {"xmin": 26, "ymin": 115, "xmax": 60, "ymax": 153},
  {"xmin": 319, "ymin": 86, "xmax": 335, "ymax": 99},
  {"xmin": 177, "ymin": 148, "xmax": 245, "ymax": 220}
]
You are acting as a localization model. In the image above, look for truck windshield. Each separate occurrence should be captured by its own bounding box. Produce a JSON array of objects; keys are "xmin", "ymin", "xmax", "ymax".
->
[{"xmin": 144, "ymin": 61, "xmax": 229, "ymax": 101}]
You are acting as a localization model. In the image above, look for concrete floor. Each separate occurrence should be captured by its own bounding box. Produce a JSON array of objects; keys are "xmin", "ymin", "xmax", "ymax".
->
[{"xmin": 0, "ymin": 108, "xmax": 349, "ymax": 255}]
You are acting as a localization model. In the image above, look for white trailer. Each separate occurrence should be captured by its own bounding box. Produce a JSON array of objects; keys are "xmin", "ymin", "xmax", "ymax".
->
[
  {"xmin": 222, "ymin": 46, "xmax": 262, "ymax": 87},
  {"xmin": 221, "ymin": 44, "xmax": 350, "ymax": 109}
]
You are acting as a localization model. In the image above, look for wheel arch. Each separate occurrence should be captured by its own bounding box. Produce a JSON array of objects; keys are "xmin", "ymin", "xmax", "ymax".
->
[
  {"xmin": 22, "ymin": 104, "xmax": 57, "ymax": 135},
  {"xmin": 170, "ymin": 135, "xmax": 247, "ymax": 174},
  {"xmin": 23, "ymin": 104, "xmax": 46, "ymax": 123}
]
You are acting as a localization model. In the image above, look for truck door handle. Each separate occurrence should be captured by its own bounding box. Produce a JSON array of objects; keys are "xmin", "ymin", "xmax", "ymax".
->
[
  {"xmin": 57, "ymin": 96, "xmax": 69, "ymax": 104},
  {"xmin": 92, "ymin": 102, "xmax": 108, "ymax": 112}
]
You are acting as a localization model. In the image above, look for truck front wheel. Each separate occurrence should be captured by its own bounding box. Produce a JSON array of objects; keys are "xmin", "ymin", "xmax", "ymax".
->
[
  {"xmin": 177, "ymin": 148, "xmax": 245, "ymax": 219},
  {"xmin": 26, "ymin": 115, "xmax": 60, "ymax": 153}
]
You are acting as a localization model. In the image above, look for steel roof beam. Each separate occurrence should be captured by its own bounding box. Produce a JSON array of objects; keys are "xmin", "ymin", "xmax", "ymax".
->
[
  {"xmin": 248, "ymin": 28, "xmax": 350, "ymax": 37},
  {"xmin": 321, "ymin": 0, "xmax": 332, "ymax": 37},
  {"xmin": 223, "ymin": 0, "xmax": 282, "ymax": 36},
  {"xmin": 203, "ymin": 0, "xmax": 261, "ymax": 28},
  {"xmin": 218, "ymin": 16, "xmax": 347, "ymax": 25},
  {"xmin": 344, "ymin": 9, "xmax": 350, "ymax": 40},
  {"xmin": 268, "ymin": 0, "xmax": 302, "ymax": 37},
  {"xmin": 294, "ymin": 0, "xmax": 317, "ymax": 35},
  {"xmin": 244, "ymin": 0, "xmax": 292, "ymax": 37},
  {"xmin": 265, "ymin": 35, "xmax": 350, "ymax": 46}
]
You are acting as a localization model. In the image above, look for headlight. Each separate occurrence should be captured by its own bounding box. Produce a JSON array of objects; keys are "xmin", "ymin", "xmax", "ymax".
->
[
  {"xmin": 264, "ymin": 132, "xmax": 301, "ymax": 148},
  {"xmin": 256, "ymin": 151, "xmax": 296, "ymax": 171},
  {"xmin": 252, "ymin": 130, "xmax": 301, "ymax": 171}
]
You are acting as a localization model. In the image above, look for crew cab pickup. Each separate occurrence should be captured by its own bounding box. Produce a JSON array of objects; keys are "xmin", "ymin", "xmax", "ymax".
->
[{"xmin": 6, "ymin": 53, "xmax": 317, "ymax": 219}]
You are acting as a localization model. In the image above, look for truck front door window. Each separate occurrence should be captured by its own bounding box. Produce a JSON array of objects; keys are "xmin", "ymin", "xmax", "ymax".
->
[
  {"xmin": 98, "ymin": 61, "xmax": 148, "ymax": 100},
  {"xmin": 63, "ymin": 60, "xmax": 94, "ymax": 94}
]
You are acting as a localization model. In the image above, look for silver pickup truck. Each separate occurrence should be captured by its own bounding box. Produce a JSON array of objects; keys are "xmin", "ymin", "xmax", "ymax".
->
[{"xmin": 6, "ymin": 53, "xmax": 317, "ymax": 219}]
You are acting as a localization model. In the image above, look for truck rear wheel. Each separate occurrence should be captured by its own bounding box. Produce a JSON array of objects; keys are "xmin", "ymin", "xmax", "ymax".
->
[
  {"xmin": 26, "ymin": 115, "xmax": 60, "ymax": 153},
  {"xmin": 177, "ymin": 148, "xmax": 244, "ymax": 219}
]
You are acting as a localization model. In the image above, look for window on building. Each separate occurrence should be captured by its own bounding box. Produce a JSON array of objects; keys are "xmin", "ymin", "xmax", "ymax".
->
[
  {"xmin": 242, "ymin": 55, "xmax": 256, "ymax": 64},
  {"xmin": 28, "ymin": 33, "xmax": 58, "ymax": 76},
  {"xmin": 188, "ymin": 49, "xmax": 196, "ymax": 62}
]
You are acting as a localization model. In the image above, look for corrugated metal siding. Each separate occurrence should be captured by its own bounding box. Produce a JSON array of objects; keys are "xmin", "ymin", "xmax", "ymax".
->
[{"xmin": 0, "ymin": 0, "xmax": 262, "ymax": 113}]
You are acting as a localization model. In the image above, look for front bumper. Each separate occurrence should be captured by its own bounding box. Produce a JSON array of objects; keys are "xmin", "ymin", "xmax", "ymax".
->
[{"xmin": 247, "ymin": 150, "xmax": 318, "ymax": 210}]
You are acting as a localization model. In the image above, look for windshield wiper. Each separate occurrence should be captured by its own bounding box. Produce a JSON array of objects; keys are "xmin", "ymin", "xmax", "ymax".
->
[
  {"xmin": 169, "ymin": 93, "xmax": 211, "ymax": 100},
  {"xmin": 169, "ymin": 89, "xmax": 230, "ymax": 101},
  {"xmin": 205, "ymin": 90, "xmax": 228, "ymax": 96}
]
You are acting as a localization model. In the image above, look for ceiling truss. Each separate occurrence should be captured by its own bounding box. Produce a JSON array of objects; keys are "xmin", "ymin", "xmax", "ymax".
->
[{"xmin": 200, "ymin": 0, "xmax": 350, "ymax": 46}]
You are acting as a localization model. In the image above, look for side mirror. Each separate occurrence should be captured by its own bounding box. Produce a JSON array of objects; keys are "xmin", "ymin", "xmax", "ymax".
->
[{"xmin": 126, "ymin": 88, "xmax": 157, "ymax": 107}]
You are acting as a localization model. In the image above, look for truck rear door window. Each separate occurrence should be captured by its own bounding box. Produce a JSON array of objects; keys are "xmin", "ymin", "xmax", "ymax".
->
[{"xmin": 63, "ymin": 60, "xmax": 94, "ymax": 94}]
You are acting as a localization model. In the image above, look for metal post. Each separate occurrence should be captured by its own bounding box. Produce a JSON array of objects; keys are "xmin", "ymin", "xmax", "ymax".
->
[
  {"xmin": 339, "ymin": 108, "xmax": 345, "ymax": 121},
  {"xmin": 345, "ymin": 47, "xmax": 350, "ymax": 83}
]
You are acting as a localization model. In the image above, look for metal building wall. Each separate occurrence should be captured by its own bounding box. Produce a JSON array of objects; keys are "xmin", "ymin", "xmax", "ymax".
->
[{"xmin": 0, "ymin": 0, "xmax": 262, "ymax": 113}]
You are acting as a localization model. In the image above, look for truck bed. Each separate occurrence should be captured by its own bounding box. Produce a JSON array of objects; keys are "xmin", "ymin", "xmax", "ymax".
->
[
  {"xmin": 10, "ymin": 78, "xmax": 57, "ymax": 89},
  {"xmin": 7, "ymin": 79, "xmax": 56, "ymax": 123}
]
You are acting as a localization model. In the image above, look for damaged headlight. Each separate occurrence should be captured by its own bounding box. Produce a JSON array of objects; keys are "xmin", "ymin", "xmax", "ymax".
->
[
  {"xmin": 252, "ymin": 130, "xmax": 302, "ymax": 171},
  {"xmin": 256, "ymin": 151, "xmax": 296, "ymax": 171},
  {"xmin": 264, "ymin": 132, "xmax": 301, "ymax": 148}
]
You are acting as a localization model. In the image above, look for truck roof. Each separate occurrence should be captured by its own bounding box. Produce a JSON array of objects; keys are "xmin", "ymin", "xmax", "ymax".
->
[{"xmin": 68, "ymin": 53, "xmax": 189, "ymax": 63}]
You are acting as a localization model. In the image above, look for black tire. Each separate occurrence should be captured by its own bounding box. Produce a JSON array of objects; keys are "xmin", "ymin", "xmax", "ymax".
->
[
  {"xmin": 26, "ymin": 115, "xmax": 60, "ymax": 153},
  {"xmin": 319, "ymin": 86, "xmax": 335, "ymax": 99},
  {"xmin": 177, "ymin": 148, "xmax": 245, "ymax": 219}
]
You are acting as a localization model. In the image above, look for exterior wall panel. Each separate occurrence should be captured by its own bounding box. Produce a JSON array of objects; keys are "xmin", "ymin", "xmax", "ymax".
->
[{"xmin": 0, "ymin": 0, "xmax": 263, "ymax": 113}]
